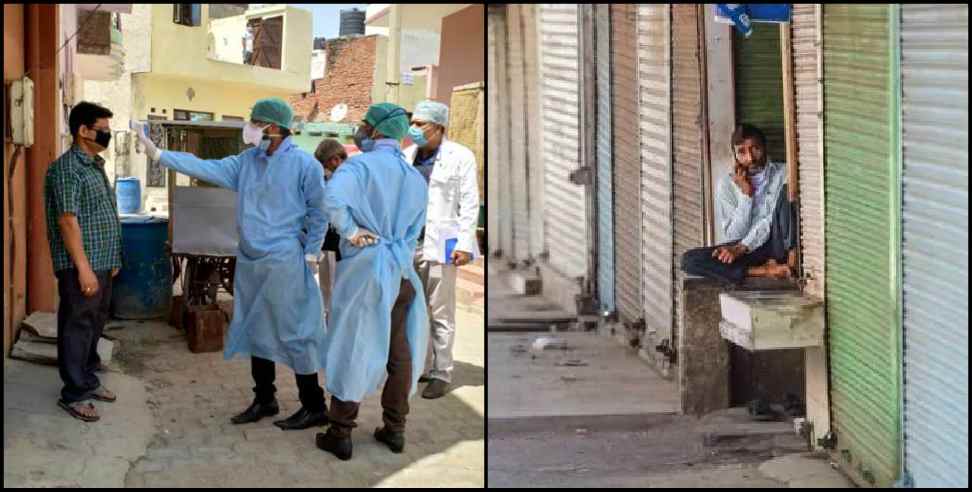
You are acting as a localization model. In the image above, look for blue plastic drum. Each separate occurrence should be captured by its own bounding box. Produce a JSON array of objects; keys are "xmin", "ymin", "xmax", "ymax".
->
[
  {"xmin": 111, "ymin": 214, "xmax": 172, "ymax": 319},
  {"xmin": 116, "ymin": 177, "xmax": 141, "ymax": 214}
]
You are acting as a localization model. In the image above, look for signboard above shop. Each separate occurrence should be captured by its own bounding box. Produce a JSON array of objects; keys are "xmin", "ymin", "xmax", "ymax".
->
[{"xmin": 714, "ymin": 4, "xmax": 792, "ymax": 38}]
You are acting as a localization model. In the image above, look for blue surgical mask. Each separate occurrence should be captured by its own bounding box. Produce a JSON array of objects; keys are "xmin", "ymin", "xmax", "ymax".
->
[
  {"xmin": 353, "ymin": 128, "xmax": 375, "ymax": 153},
  {"xmin": 408, "ymin": 125, "xmax": 428, "ymax": 147}
]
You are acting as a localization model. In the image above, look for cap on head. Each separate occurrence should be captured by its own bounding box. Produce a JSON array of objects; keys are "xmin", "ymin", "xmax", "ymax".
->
[
  {"xmin": 412, "ymin": 100, "xmax": 449, "ymax": 127},
  {"xmin": 364, "ymin": 102, "xmax": 410, "ymax": 140},
  {"xmin": 250, "ymin": 97, "xmax": 294, "ymax": 129}
]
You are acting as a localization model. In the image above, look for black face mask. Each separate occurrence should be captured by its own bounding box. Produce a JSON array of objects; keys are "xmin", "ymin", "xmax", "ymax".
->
[{"xmin": 89, "ymin": 127, "xmax": 112, "ymax": 149}]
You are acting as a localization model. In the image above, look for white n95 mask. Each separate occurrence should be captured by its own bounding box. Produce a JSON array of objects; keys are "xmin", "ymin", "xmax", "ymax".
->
[{"xmin": 242, "ymin": 122, "xmax": 268, "ymax": 146}]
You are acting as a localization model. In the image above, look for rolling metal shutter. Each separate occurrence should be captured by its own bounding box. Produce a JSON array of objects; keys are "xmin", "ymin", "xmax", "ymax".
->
[
  {"xmin": 733, "ymin": 26, "xmax": 786, "ymax": 163},
  {"xmin": 823, "ymin": 4, "xmax": 901, "ymax": 487},
  {"xmin": 791, "ymin": 5, "xmax": 825, "ymax": 298},
  {"xmin": 539, "ymin": 4, "xmax": 588, "ymax": 279},
  {"xmin": 638, "ymin": 4, "xmax": 673, "ymax": 341},
  {"xmin": 611, "ymin": 4, "xmax": 643, "ymax": 325},
  {"xmin": 900, "ymin": 3, "xmax": 969, "ymax": 487},
  {"xmin": 595, "ymin": 4, "xmax": 615, "ymax": 313},
  {"xmin": 672, "ymin": 4, "xmax": 706, "ymax": 348}
]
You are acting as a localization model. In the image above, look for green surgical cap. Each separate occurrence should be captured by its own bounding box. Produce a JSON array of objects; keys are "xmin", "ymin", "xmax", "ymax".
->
[
  {"xmin": 250, "ymin": 97, "xmax": 294, "ymax": 129},
  {"xmin": 413, "ymin": 100, "xmax": 449, "ymax": 127},
  {"xmin": 364, "ymin": 102, "xmax": 409, "ymax": 140}
]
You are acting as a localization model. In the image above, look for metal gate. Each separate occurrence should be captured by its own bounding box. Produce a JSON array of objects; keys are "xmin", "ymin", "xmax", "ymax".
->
[
  {"xmin": 672, "ymin": 4, "xmax": 706, "ymax": 347},
  {"xmin": 611, "ymin": 4, "xmax": 642, "ymax": 325},
  {"xmin": 595, "ymin": 4, "xmax": 615, "ymax": 313},
  {"xmin": 539, "ymin": 4, "xmax": 588, "ymax": 279},
  {"xmin": 791, "ymin": 5, "xmax": 825, "ymax": 298},
  {"xmin": 733, "ymin": 26, "xmax": 786, "ymax": 163},
  {"xmin": 638, "ymin": 4, "xmax": 673, "ymax": 342},
  {"xmin": 900, "ymin": 3, "xmax": 969, "ymax": 487},
  {"xmin": 507, "ymin": 5, "xmax": 531, "ymax": 263},
  {"xmin": 823, "ymin": 4, "xmax": 901, "ymax": 487}
]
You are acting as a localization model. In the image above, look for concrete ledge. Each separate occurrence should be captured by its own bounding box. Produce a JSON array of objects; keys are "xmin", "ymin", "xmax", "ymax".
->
[
  {"xmin": 719, "ymin": 291, "xmax": 824, "ymax": 351},
  {"xmin": 638, "ymin": 330, "xmax": 676, "ymax": 381},
  {"xmin": 678, "ymin": 274, "xmax": 730, "ymax": 417},
  {"xmin": 537, "ymin": 262, "xmax": 582, "ymax": 317},
  {"xmin": 507, "ymin": 268, "xmax": 542, "ymax": 296}
]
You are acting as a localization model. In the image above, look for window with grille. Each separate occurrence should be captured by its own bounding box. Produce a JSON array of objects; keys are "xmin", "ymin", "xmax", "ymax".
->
[{"xmin": 174, "ymin": 109, "xmax": 214, "ymax": 122}]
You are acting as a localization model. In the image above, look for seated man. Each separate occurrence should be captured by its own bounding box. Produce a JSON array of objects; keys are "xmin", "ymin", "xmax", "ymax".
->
[{"xmin": 680, "ymin": 124, "xmax": 797, "ymax": 285}]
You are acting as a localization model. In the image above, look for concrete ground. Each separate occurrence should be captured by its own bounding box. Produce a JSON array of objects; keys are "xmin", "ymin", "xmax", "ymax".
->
[
  {"xmin": 488, "ymin": 332, "xmax": 678, "ymax": 419},
  {"xmin": 486, "ymin": 264, "xmax": 855, "ymax": 488},
  {"xmin": 4, "ymin": 262, "xmax": 484, "ymax": 488}
]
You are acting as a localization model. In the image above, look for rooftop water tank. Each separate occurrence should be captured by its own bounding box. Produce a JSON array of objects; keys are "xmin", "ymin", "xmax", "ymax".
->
[{"xmin": 339, "ymin": 8, "xmax": 365, "ymax": 37}]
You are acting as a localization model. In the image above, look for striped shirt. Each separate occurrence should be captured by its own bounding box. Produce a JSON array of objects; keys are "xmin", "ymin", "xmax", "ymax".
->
[{"xmin": 45, "ymin": 145, "xmax": 124, "ymax": 273}]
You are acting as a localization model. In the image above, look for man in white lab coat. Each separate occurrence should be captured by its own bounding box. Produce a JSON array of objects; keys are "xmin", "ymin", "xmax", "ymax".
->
[{"xmin": 403, "ymin": 100, "xmax": 480, "ymax": 399}]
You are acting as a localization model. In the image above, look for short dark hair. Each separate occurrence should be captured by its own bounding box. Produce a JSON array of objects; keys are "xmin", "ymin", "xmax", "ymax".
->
[
  {"xmin": 279, "ymin": 127, "xmax": 292, "ymax": 138},
  {"xmin": 314, "ymin": 138, "xmax": 347, "ymax": 164},
  {"xmin": 731, "ymin": 123, "xmax": 766, "ymax": 149},
  {"xmin": 69, "ymin": 101, "xmax": 113, "ymax": 137}
]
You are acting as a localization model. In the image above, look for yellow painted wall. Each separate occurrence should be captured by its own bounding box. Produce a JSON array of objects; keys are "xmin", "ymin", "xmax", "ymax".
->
[
  {"xmin": 371, "ymin": 35, "xmax": 431, "ymax": 112},
  {"xmin": 149, "ymin": 4, "xmax": 311, "ymax": 94},
  {"xmin": 132, "ymin": 73, "xmax": 293, "ymax": 122}
]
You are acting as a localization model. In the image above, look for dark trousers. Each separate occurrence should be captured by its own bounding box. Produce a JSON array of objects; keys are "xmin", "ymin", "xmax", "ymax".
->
[
  {"xmin": 681, "ymin": 185, "xmax": 798, "ymax": 285},
  {"xmin": 251, "ymin": 356, "xmax": 327, "ymax": 413},
  {"xmin": 329, "ymin": 278, "xmax": 416, "ymax": 437},
  {"xmin": 56, "ymin": 269, "xmax": 113, "ymax": 403}
]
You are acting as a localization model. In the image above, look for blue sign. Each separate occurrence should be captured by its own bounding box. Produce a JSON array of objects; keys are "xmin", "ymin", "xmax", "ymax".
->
[{"xmin": 715, "ymin": 4, "xmax": 792, "ymax": 38}]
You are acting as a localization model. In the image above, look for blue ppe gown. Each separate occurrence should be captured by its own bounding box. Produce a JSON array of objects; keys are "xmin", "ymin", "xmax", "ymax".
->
[
  {"xmin": 323, "ymin": 139, "xmax": 429, "ymax": 402},
  {"xmin": 159, "ymin": 137, "xmax": 329, "ymax": 375}
]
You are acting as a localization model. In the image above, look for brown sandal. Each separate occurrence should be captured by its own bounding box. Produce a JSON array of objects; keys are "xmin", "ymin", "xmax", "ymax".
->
[
  {"xmin": 59, "ymin": 400, "xmax": 100, "ymax": 422},
  {"xmin": 91, "ymin": 386, "xmax": 117, "ymax": 403}
]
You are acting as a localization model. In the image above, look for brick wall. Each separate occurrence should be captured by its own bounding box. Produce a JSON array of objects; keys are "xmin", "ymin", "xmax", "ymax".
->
[{"xmin": 290, "ymin": 35, "xmax": 376, "ymax": 124}]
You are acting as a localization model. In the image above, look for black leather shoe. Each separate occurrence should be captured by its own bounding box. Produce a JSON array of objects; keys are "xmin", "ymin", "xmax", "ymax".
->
[
  {"xmin": 231, "ymin": 399, "xmax": 279, "ymax": 425},
  {"xmin": 273, "ymin": 406, "xmax": 329, "ymax": 430},
  {"xmin": 422, "ymin": 379, "xmax": 450, "ymax": 399},
  {"xmin": 374, "ymin": 426, "xmax": 405, "ymax": 453},
  {"xmin": 316, "ymin": 430, "xmax": 352, "ymax": 461},
  {"xmin": 418, "ymin": 374, "xmax": 432, "ymax": 383}
]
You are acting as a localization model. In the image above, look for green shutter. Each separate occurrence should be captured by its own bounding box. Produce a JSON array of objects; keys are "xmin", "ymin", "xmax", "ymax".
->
[
  {"xmin": 823, "ymin": 4, "xmax": 901, "ymax": 487},
  {"xmin": 734, "ymin": 26, "xmax": 785, "ymax": 162}
]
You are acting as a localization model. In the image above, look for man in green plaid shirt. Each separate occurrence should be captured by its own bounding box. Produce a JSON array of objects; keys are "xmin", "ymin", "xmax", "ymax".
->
[{"xmin": 45, "ymin": 101, "xmax": 123, "ymax": 422}]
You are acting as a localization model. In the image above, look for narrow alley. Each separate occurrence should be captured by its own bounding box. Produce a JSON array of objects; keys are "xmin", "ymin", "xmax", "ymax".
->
[
  {"xmin": 4, "ymin": 261, "xmax": 485, "ymax": 487},
  {"xmin": 486, "ymin": 266, "xmax": 852, "ymax": 488}
]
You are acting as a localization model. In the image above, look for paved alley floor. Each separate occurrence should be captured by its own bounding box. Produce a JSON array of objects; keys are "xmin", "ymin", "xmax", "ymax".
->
[
  {"xmin": 486, "ymin": 264, "xmax": 855, "ymax": 488},
  {"xmin": 4, "ymin": 264, "xmax": 484, "ymax": 488},
  {"xmin": 488, "ymin": 332, "xmax": 678, "ymax": 419}
]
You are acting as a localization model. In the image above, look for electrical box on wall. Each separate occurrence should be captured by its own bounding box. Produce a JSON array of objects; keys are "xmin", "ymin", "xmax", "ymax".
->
[{"xmin": 9, "ymin": 77, "xmax": 35, "ymax": 147}]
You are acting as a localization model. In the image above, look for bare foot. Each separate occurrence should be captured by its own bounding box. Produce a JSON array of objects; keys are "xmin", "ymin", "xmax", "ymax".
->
[{"xmin": 766, "ymin": 261, "xmax": 793, "ymax": 279}]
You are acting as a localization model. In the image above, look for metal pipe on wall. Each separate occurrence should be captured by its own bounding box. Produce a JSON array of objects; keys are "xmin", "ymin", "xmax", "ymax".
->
[
  {"xmin": 385, "ymin": 4, "xmax": 401, "ymax": 103},
  {"xmin": 579, "ymin": 4, "xmax": 599, "ymax": 303}
]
